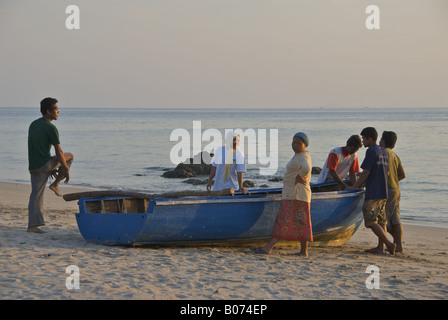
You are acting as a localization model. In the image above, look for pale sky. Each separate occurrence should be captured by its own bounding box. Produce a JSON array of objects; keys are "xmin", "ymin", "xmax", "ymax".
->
[{"xmin": 1, "ymin": 0, "xmax": 447, "ymax": 109}]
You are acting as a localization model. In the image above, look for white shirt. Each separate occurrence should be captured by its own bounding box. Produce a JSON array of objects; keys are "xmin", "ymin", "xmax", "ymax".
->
[
  {"xmin": 317, "ymin": 147, "xmax": 358, "ymax": 184},
  {"xmin": 282, "ymin": 151, "xmax": 312, "ymax": 202},
  {"xmin": 211, "ymin": 146, "xmax": 246, "ymax": 191}
]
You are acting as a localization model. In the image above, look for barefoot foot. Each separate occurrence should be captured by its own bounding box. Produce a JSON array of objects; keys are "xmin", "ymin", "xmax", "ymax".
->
[
  {"xmin": 288, "ymin": 252, "xmax": 309, "ymax": 258},
  {"xmin": 27, "ymin": 227, "xmax": 46, "ymax": 234},
  {"xmin": 387, "ymin": 243, "xmax": 396, "ymax": 255},
  {"xmin": 49, "ymin": 184, "xmax": 62, "ymax": 197},
  {"xmin": 251, "ymin": 247, "xmax": 270, "ymax": 255},
  {"xmin": 365, "ymin": 247, "xmax": 384, "ymax": 254}
]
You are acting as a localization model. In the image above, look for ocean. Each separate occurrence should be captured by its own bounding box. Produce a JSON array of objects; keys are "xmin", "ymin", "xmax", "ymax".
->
[{"xmin": 1, "ymin": 106, "xmax": 447, "ymax": 228}]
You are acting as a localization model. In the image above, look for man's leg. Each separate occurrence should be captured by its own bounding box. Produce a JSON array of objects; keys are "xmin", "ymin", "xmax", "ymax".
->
[
  {"xmin": 28, "ymin": 171, "xmax": 49, "ymax": 232},
  {"xmin": 386, "ymin": 189, "xmax": 403, "ymax": 253},
  {"xmin": 370, "ymin": 223, "xmax": 396, "ymax": 255},
  {"xmin": 391, "ymin": 224, "xmax": 403, "ymax": 253},
  {"xmin": 372, "ymin": 223, "xmax": 387, "ymax": 253},
  {"xmin": 363, "ymin": 199, "xmax": 395, "ymax": 255},
  {"xmin": 257, "ymin": 237, "xmax": 279, "ymax": 254}
]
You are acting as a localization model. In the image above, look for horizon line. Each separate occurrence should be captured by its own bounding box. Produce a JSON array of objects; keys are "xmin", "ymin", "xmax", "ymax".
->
[{"xmin": 1, "ymin": 105, "xmax": 447, "ymax": 110}]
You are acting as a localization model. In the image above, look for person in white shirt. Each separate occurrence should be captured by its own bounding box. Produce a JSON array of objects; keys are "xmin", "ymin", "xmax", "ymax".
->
[
  {"xmin": 317, "ymin": 135, "xmax": 362, "ymax": 189},
  {"xmin": 207, "ymin": 131, "xmax": 247, "ymax": 192}
]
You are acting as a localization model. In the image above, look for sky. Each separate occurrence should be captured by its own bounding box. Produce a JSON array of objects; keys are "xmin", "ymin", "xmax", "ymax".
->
[{"xmin": 1, "ymin": 0, "xmax": 447, "ymax": 109}]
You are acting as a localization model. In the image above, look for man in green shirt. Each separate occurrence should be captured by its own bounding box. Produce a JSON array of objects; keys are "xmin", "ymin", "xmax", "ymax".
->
[
  {"xmin": 380, "ymin": 131, "xmax": 406, "ymax": 252},
  {"xmin": 27, "ymin": 98, "xmax": 74, "ymax": 233}
]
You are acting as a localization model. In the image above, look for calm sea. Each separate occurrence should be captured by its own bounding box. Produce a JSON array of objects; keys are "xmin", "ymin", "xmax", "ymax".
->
[{"xmin": 1, "ymin": 107, "xmax": 447, "ymax": 227}]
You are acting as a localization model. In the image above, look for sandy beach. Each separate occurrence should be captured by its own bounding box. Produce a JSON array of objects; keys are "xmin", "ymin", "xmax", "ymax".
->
[{"xmin": 0, "ymin": 181, "xmax": 447, "ymax": 300}]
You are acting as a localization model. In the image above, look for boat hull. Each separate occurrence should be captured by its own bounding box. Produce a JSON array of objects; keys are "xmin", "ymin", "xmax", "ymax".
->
[{"xmin": 74, "ymin": 188, "xmax": 365, "ymax": 246}]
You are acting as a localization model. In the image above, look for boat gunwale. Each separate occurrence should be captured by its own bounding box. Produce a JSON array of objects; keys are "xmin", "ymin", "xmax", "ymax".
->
[
  {"xmin": 152, "ymin": 189, "xmax": 365, "ymax": 206},
  {"xmin": 76, "ymin": 189, "xmax": 365, "ymax": 211}
]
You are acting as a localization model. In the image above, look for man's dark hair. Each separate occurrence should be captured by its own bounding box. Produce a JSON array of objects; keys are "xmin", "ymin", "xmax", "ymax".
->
[
  {"xmin": 381, "ymin": 131, "xmax": 397, "ymax": 149},
  {"xmin": 347, "ymin": 135, "xmax": 362, "ymax": 148},
  {"xmin": 40, "ymin": 97, "xmax": 58, "ymax": 116},
  {"xmin": 360, "ymin": 127, "xmax": 378, "ymax": 141}
]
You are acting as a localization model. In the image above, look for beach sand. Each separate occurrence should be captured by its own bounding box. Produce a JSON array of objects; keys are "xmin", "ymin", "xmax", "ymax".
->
[{"xmin": 0, "ymin": 181, "xmax": 447, "ymax": 300}]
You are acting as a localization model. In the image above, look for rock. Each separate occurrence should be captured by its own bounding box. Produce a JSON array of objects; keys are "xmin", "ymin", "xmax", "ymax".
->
[
  {"xmin": 162, "ymin": 151, "xmax": 213, "ymax": 178},
  {"xmin": 259, "ymin": 184, "xmax": 270, "ymax": 188},
  {"xmin": 243, "ymin": 180, "xmax": 255, "ymax": 187},
  {"xmin": 162, "ymin": 166, "xmax": 195, "ymax": 178},
  {"xmin": 268, "ymin": 177, "xmax": 282, "ymax": 182},
  {"xmin": 312, "ymin": 167, "xmax": 322, "ymax": 174},
  {"xmin": 182, "ymin": 178, "xmax": 208, "ymax": 185}
]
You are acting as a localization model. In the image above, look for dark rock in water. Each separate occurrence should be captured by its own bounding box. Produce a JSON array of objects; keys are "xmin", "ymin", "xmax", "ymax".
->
[
  {"xmin": 312, "ymin": 167, "xmax": 322, "ymax": 174},
  {"xmin": 162, "ymin": 151, "xmax": 213, "ymax": 178},
  {"xmin": 260, "ymin": 184, "xmax": 270, "ymax": 188},
  {"xmin": 243, "ymin": 180, "xmax": 255, "ymax": 187},
  {"xmin": 268, "ymin": 177, "xmax": 283, "ymax": 182},
  {"xmin": 183, "ymin": 178, "xmax": 209, "ymax": 185},
  {"xmin": 162, "ymin": 166, "xmax": 195, "ymax": 178}
]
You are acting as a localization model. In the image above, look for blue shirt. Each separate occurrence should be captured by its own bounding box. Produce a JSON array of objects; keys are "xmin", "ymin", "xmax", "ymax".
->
[{"xmin": 361, "ymin": 144, "xmax": 389, "ymax": 200}]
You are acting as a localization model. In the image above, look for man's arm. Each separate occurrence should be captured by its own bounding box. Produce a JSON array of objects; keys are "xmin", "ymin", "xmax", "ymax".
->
[
  {"xmin": 350, "ymin": 169, "xmax": 370, "ymax": 190},
  {"xmin": 329, "ymin": 169, "xmax": 349, "ymax": 189},
  {"xmin": 54, "ymin": 144, "xmax": 70, "ymax": 183},
  {"xmin": 206, "ymin": 166, "xmax": 216, "ymax": 191},
  {"xmin": 237, "ymin": 172, "xmax": 247, "ymax": 193},
  {"xmin": 397, "ymin": 164, "xmax": 406, "ymax": 181},
  {"xmin": 349, "ymin": 172, "xmax": 357, "ymax": 185}
]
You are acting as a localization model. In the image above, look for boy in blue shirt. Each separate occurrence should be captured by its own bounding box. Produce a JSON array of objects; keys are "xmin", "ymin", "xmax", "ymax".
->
[{"xmin": 350, "ymin": 127, "xmax": 396, "ymax": 255}]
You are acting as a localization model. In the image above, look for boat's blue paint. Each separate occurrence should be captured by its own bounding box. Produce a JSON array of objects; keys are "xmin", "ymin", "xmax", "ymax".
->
[
  {"xmin": 76, "ymin": 212, "xmax": 146, "ymax": 245},
  {"xmin": 74, "ymin": 184, "xmax": 365, "ymax": 246}
]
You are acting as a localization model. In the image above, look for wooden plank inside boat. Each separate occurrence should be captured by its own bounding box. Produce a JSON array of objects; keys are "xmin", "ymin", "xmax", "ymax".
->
[
  {"xmin": 64, "ymin": 188, "xmax": 234, "ymax": 201},
  {"xmin": 125, "ymin": 198, "xmax": 148, "ymax": 213},
  {"xmin": 85, "ymin": 198, "xmax": 149, "ymax": 214}
]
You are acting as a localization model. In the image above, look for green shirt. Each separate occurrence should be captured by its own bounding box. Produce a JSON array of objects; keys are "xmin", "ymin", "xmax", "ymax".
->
[
  {"xmin": 28, "ymin": 118, "xmax": 60, "ymax": 171},
  {"xmin": 385, "ymin": 148, "xmax": 402, "ymax": 189}
]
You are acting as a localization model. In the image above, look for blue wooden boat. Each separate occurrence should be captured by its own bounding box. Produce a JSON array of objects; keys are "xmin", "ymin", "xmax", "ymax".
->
[{"xmin": 64, "ymin": 182, "xmax": 365, "ymax": 247}]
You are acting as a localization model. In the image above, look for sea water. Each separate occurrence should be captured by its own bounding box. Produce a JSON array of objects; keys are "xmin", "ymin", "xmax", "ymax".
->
[{"xmin": 1, "ymin": 107, "xmax": 447, "ymax": 227}]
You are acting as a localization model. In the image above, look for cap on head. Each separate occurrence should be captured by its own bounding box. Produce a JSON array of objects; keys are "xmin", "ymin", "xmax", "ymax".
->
[{"xmin": 294, "ymin": 132, "xmax": 309, "ymax": 147}]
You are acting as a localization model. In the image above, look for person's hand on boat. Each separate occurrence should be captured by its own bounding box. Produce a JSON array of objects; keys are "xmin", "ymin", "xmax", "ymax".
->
[
  {"xmin": 340, "ymin": 182, "xmax": 350, "ymax": 190},
  {"xmin": 206, "ymin": 178, "xmax": 214, "ymax": 191},
  {"xmin": 239, "ymin": 187, "xmax": 248, "ymax": 194}
]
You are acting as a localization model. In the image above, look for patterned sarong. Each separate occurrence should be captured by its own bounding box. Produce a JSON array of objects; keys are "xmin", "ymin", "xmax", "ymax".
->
[{"xmin": 272, "ymin": 200, "xmax": 313, "ymax": 242}]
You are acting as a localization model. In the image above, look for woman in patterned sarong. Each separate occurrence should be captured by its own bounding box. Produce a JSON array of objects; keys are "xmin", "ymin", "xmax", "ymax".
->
[{"xmin": 252, "ymin": 132, "xmax": 313, "ymax": 257}]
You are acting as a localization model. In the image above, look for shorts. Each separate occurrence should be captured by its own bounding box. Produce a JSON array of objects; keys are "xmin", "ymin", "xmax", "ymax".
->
[
  {"xmin": 362, "ymin": 199, "xmax": 387, "ymax": 228},
  {"xmin": 386, "ymin": 188, "xmax": 401, "ymax": 226}
]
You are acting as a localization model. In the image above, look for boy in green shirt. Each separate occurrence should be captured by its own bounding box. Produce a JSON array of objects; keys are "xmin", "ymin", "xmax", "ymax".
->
[
  {"xmin": 380, "ymin": 131, "xmax": 406, "ymax": 252},
  {"xmin": 27, "ymin": 98, "xmax": 74, "ymax": 233}
]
